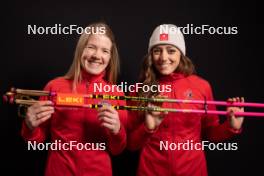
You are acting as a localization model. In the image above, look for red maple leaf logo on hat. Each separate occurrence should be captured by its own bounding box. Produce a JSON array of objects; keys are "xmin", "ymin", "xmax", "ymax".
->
[{"xmin": 160, "ymin": 33, "xmax": 168, "ymax": 41}]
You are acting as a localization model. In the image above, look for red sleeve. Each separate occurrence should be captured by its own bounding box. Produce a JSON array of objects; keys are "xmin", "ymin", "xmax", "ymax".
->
[
  {"xmin": 127, "ymin": 119, "xmax": 155, "ymax": 150},
  {"xmin": 202, "ymin": 82, "xmax": 242, "ymax": 142},
  {"xmin": 126, "ymin": 91, "xmax": 155, "ymax": 151},
  {"xmin": 21, "ymin": 82, "xmax": 53, "ymax": 143},
  {"xmin": 106, "ymin": 92, "xmax": 127, "ymax": 155}
]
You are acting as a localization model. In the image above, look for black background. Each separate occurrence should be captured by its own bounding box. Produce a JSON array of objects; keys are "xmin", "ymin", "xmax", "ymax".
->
[{"xmin": 1, "ymin": 0, "xmax": 261, "ymax": 176}]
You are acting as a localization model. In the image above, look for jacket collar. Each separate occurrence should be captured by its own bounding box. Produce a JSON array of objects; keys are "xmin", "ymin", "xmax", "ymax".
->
[
  {"xmin": 158, "ymin": 72, "xmax": 185, "ymax": 83},
  {"xmin": 81, "ymin": 69, "xmax": 106, "ymax": 83}
]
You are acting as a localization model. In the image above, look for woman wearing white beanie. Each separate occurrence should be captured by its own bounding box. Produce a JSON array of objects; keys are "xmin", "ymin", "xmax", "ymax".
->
[{"xmin": 127, "ymin": 24, "xmax": 244, "ymax": 176}]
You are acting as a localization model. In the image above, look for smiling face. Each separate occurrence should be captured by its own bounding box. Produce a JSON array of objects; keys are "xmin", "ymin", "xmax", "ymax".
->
[
  {"xmin": 152, "ymin": 44, "xmax": 181, "ymax": 75},
  {"xmin": 81, "ymin": 34, "xmax": 112, "ymax": 75}
]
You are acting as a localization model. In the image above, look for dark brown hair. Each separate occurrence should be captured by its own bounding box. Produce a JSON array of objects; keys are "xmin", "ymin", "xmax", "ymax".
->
[{"xmin": 138, "ymin": 49, "xmax": 196, "ymax": 98}]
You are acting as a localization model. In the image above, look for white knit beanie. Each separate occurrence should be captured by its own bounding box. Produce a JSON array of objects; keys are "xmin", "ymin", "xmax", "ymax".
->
[{"xmin": 148, "ymin": 24, "xmax": 186, "ymax": 55}]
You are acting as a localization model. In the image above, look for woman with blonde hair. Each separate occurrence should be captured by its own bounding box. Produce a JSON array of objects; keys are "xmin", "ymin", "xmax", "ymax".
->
[{"xmin": 21, "ymin": 22, "xmax": 127, "ymax": 176}]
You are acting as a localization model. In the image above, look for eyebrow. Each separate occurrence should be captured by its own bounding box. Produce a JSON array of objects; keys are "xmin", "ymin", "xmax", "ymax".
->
[
  {"xmin": 166, "ymin": 46, "xmax": 176, "ymax": 49},
  {"xmin": 102, "ymin": 47, "xmax": 111, "ymax": 51},
  {"xmin": 85, "ymin": 44, "xmax": 95, "ymax": 47},
  {"xmin": 85, "ymin": 44, "xmax": 111, "ymax": 51}
]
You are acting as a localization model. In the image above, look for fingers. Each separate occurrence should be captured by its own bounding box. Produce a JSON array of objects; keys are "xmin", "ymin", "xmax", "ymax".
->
[
  {"xmin": 227, "ymin": 97, "xmax": 245, "ymax": 119},
  {"xmin": 227, "ymin": 97, "xmax": 245, "ymax": 130},
  {"xmin": 35, "ymin": 114, "xmax": 52, "ymax": 126},
  {"xmin": 32, "ymin": 101, "xmax": 53, "ymax": 109},
  {"xmin": 227, "ymin": 109, "xmax": 235, "ymax": 118},
  {"xmin": 99, "ymin": 115, "xmax": 116, "ymax": 124},
  {"xmin": 98, "ymin": 111, "xmax": 116, "ymax": 121},
  {"xmin": 27, "ymin": 102, "xmax": 54, "ymax": 120},
  {"xmin": 101, "ymin": 122, "xmax": 115, "ymax": 132},
  {"xmin": 151, "ymin": 95, "xmax": 166, "ymax": 107},
  {"xmin": 97, "ymin": 104, "xmax": 118, "ymax": 118},
  {"xmin": 147, "ymin": 103, "xmax": 161, "ymax": 115},
  {"xmin": 97, "ymin": 105, "xmax": 117, "ymax": 114},
  {"xmin": 154, "ymin": 95, "xmax": 168, "ymax": 99},
  {"xmin": 100, "ymin": 116, "xmax": 120, "ymax": 134},
  {"xmin": 227, "ymin": 97, "xmax": 245, "ymax": 109},
  {"xmin": 97, "ymin": 110, "xmax": 119, "ymax": 125},
  {"xmin": 97, "ymin": 103, "xmax": 120, "ymax": 134},
  {"xmin": 25, "ymin": 111, "xmax": 53, "ymax": 130},
  {"xmin": 149, "ymin": 110, "xmax": 162, "ymax": 116},
  {"xmin": 29, "ymin": 101, "xmax": 54, "ymax": 114},
  {"xmin": 36, "ymin": 109, "xmax": 55, "ymax": 120},
  {"xmin": 34, "ymin": 106, "xmax": 54, "ymax": 115},
  {"xmin": 25, "ymin": 101, "xmax": 54, "ymax": 130},
  {"xmin": 146, "ymin": 103, "xmax": 168, "ymax": 117},
  {"xmin": 228, "ymin": 97, "xmax": 244, "ymax": 103},
  {"xmin": 99, "ymin": 115, "xmax": 118, "ymax": 131},
  {"xmin": 145, "ymin": 113, "xmax": 156, "ymax": 130},
  {"xmin": 144, "ymin": 101, "xmax": 167, "ymax": 131},
  {"xmin": 25, "ymin": 113, "xmax": 53, "ymax": 130},
  {"xmin": 97, "ymin": 102, "xmax": 117, "ymax": 120}
]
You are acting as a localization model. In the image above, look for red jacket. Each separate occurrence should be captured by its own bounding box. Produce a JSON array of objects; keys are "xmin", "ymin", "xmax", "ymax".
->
[
  {"xmin": 127, "ymin": 73, "xmax": 241, "ymax": 176},
  {"xmin": 21, "ymin": 71, "xmax": 127, "ymax": 176}
]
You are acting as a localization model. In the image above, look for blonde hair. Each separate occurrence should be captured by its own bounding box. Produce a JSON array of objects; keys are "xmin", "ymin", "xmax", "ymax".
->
[{"xmin": 64, "ymin": 22, "xmax": 120, "ymax": 91}]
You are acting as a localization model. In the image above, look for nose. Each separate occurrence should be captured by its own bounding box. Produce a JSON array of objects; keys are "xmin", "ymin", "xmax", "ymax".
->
[
  {"xmin": 159, "ymin": 50, "xmax": 168, "ymax": 62},
  {"xmin": 91, "ymin": 49, "xmax": 100, "ymax": 59}
]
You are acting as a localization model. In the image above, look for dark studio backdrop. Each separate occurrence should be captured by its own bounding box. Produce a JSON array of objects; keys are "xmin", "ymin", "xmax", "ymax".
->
[{"xmin": 0, "ymin": 0, "xmax": 261, "ymax": 176}]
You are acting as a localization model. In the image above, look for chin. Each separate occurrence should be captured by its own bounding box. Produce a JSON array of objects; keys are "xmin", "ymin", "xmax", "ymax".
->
[
  {"xmin": 85, "ymin": 68, "xmax": 104, "ymax": 75},
  {"xmin": 159, "ymin": 70, "xmax": 173, "ymax": 75}
]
